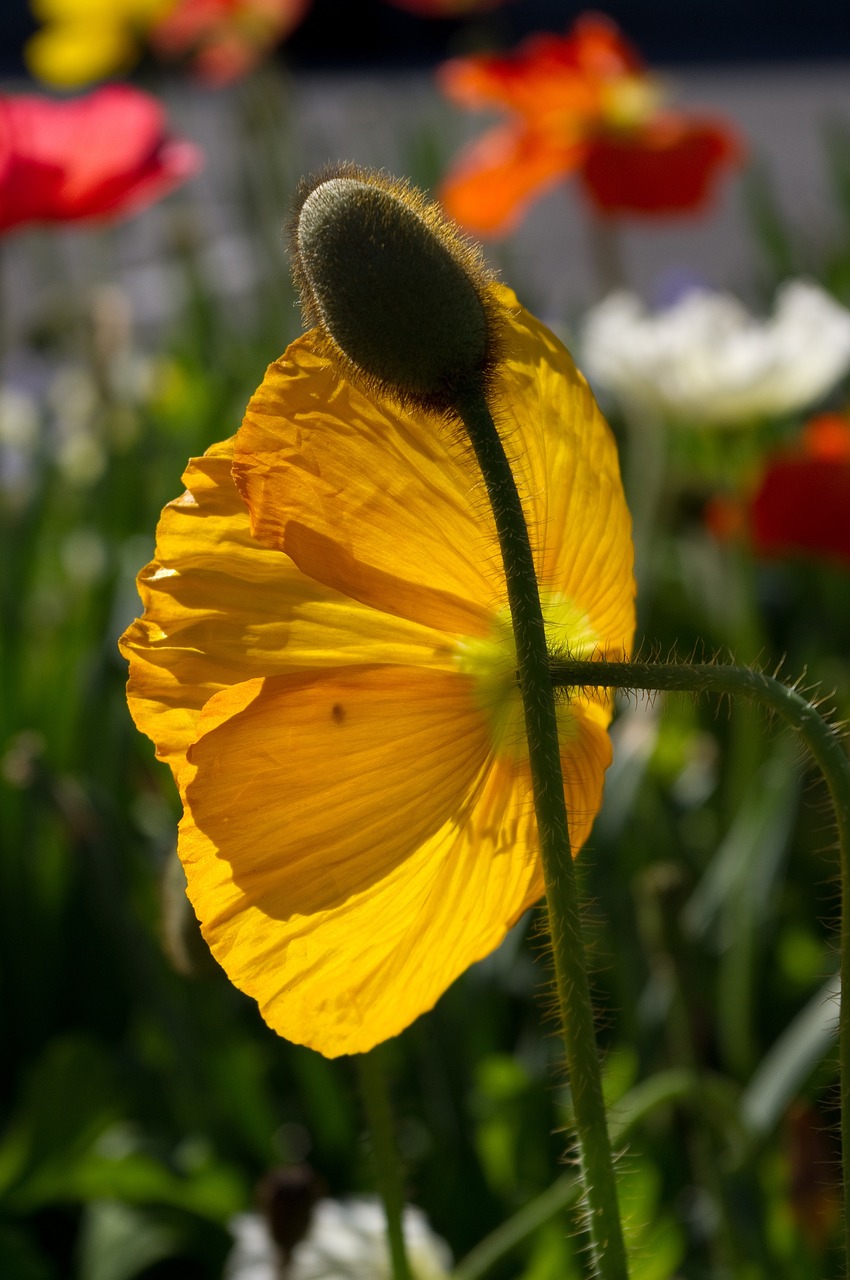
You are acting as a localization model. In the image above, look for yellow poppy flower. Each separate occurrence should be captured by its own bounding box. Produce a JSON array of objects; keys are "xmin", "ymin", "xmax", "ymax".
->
[
  {"xmin": 119, "ymin": 284, "xmax": 634, "ymax": 1058},
  {"xmin": 26, "ymin": 0, "xmax": 174, "ymax": 88}
]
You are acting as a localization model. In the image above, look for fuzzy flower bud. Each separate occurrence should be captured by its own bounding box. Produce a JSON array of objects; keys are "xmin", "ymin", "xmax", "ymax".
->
[{"xmin": 291, "ymin": 164, "xmax": 499, "ymax": 411}]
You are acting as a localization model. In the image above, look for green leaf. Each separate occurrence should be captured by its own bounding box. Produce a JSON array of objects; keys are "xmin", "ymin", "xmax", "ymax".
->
[
  {"xmin": 75, "ymin": 1201, "xmax": 176, "ymax": 1280},
  {"xmin": 0, "ymin": 1037, "xmax": 121, "ymax": 1206},
  {"xmin": 740, "ymin": 970, "xmax": 840, "ymax": 1136}
]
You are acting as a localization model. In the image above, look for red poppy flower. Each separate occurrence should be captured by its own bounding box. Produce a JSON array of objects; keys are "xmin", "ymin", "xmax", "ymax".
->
[
  {"xmin": 749, "ymin": 414, "xmax": 850, "ymax": 568},
  {"xmin": 578, "ymin": 115, "xmax": 742, "ymax": 216},
  {"xmin": 438, "ymin": 12, "xmax": 743, "ymax": 235},
  {"xmin": 0, "ymin": 85, "xmax": 202, "ymax": 233},
  {"xmin": 151, "ymin": 0, "xmax": 310, "ymax": 85},
  {"xmin": 708, "ymin": 414, "xmax": 850, "ymax": 569}
]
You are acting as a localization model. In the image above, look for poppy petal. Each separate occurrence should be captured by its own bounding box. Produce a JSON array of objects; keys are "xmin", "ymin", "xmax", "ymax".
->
[
  {"xmin": 438, "ymin": 16, "xmax": 641, "ymax": 118},
  {"xmin": 178, "ymin": 666, "xmax": 523, "ymax": 1055},
  {"xmin": 178, "ymin": 662, "xmax": 617, "ymax": 1055},
  {"xmin": 0, "ymin": 85, "xmax": 201, "ymax": 231},
  {"xmin": 494, "ymin": 299, "xmax": 635, "ymax": 657},
  {"xmin": 579, "ymin": 116, "xmax": 743, "ymax": 216},
  {"xmin": 439, "ymin": 122, "xmax": 583, "ymax": 236},
  {"xmin": 233, "ymin": 339, "xmax": 498, "ymax": 637},
  {"xmin": 750, "ymin": 456, "xmax": 850, "ymax": 569},
  {"xmin": 119, "ymin": 439, "xmax": 456, "ymax": 779}
]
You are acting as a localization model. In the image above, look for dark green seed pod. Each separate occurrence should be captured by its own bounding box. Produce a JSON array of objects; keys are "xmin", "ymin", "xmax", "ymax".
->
[{"xmin": 290, "ymin": 165, "xmax": 499, "ymax": 412}]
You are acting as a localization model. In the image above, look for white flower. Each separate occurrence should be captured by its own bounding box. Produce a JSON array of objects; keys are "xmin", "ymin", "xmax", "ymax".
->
[
  {"xmin": 287, "ymin": 1199, "xmax": 452, "ymax": 1280},
  {"xmin": 224, "ymin": 1213, "xmax": 282, "ymax": 1280},
  {"xmin": 224, "ymin": 1199, "xmax": 452, "ymax": 1280},
  {"xmin": 580, "ymin": 281, "xmax": 850, "ymax": 427}
]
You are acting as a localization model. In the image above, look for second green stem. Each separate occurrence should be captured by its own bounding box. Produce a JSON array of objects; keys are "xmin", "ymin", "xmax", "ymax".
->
[{"xmin": 550, "ymin": 655, "xmax": 850, "ymax": 1276}]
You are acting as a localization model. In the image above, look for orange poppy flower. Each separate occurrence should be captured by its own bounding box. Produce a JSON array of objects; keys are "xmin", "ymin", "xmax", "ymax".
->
[
  {"xmin": 439, "ymin": 12, "xmax": 743, "ymax": 235},
  {"xmin": 119, "ymin": 284, "xmax": 634, "ymax": 1057}
]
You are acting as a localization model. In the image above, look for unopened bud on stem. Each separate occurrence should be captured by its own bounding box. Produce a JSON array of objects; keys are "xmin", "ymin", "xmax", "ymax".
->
[{"xmin": 291, "ymin": 164, "xmax": 498, "ymax": 411}]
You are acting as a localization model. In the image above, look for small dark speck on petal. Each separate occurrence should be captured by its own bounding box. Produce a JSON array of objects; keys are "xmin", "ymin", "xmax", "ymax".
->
[{"xmin": 331, "ymin": 703, "xmax": 345, "ymax": 723}]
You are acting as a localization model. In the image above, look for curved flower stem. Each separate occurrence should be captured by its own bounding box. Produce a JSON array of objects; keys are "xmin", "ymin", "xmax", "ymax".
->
[
  {"xmin": 550, "ymin": 655, "xmax": 850, "ymax": 1274},
  {"xmin": 357, "ymin": 1048, "xmax": 413, "ymax": 1280},
  {"xmin": 456, "ymin": 385, "xmax": 629, "ymax": 1280}
]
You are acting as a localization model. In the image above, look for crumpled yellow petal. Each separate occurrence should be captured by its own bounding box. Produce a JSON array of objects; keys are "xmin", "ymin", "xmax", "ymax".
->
[
  {"xmin": 119, "ymin": 438, "xmax": 456, "ymax": 779},
  {"xmin": 177, "ymin": 662, "xmax": 615, "ymax": 1057},
  {"xmin": 496, "ymin": 300, "xmax": 635, "ymax": 658},
  {"xmin": 233, "ymin": 344, "xmax": 498, "ymax": 638},
  {"xmin": 233, "ymin": 285, "xmax": 633, "ymax": 658},
  {"xmin": 120, "ymin": 280, "xmax": 635, "ymax": 1055},
  {"xmin": 178, "ymin": 665, "xmax": 544, "ymax": 1055}
]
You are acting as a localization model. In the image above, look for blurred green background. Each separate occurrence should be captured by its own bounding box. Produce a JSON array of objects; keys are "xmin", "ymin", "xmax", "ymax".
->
[{"xmin": 4, "ymin": 4, "xmax": 850, "ymax": 1277}]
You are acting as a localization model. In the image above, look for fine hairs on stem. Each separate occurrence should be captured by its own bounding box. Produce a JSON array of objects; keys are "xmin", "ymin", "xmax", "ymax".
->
[
  {"xmin": 291, "ymin": 163, "xmax": 633, "ymax": 1280},
  {"xmin": 550, "ymin": 652, "xmax": 850, "ymax": 1277}
]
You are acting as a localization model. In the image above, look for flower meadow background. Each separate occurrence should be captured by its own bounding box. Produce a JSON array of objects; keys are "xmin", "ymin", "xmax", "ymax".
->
[{"xmin": 4, "ymin": 2, "xmax": 850, "ymax": 1278}]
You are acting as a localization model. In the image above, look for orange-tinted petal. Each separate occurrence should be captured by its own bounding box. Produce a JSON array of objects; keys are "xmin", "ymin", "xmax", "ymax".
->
[
  {"xmin": 233, "ymin": 287, "xmax": 634, "ymax": 665},
  {"xmin": 178, "ymin": 666, "xmax": 537, "ymax": 1055},
  {"xmin": 802, "ymin": 412, "xmax": 850, "ymax": 462},
  {"xmin": 119, "ymin": 438, "xmax": 456, "ymax": 779},
  {"xmin": 579, "ymin": 115, "xmax": 744, "ymax": 216},
  {"xmin": 556, "ymin": 692, "xmax": 616, "ymax": 844},
  {"xmin": 437, "ymin": 15, "xmax": 641, "ymax": 119},
  {"xmin": 233, "ymin": 340, "xmax": 497, "ymax": 637},
  {"xmin": 493, "ymin": 295, "xmax": 635, "ymax": 660},
  {"xmin": 178, "ymin": 662, "xmax": 618, "ymax": 1056},
  {"xmin": 439, "ymin": 122, "xmax": 583, "ymax": 236}
]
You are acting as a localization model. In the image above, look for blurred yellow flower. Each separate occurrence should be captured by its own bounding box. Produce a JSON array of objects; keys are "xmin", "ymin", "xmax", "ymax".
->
[
  {"xmin": 26, "ymin": 0, "xmax": 174, "ymax": 87},
  {"xmin": 119, "ymin": 285, "xmax": 634, "ymax": 1057},
  {"xmin": 27, "ymin": 0, "xmax": 310, "ymax": 87}
]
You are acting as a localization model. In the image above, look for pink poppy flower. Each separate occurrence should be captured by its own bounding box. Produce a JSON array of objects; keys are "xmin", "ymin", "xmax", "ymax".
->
[{"xmin": 0, "ymin": 85, "xmax": 202, "ymax": 233}]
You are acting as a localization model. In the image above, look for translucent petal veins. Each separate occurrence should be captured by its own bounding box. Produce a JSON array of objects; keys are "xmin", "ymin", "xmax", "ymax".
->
[{"xmin": 119, "ymin": 285, "xmax": 635, "ymax": 1055}]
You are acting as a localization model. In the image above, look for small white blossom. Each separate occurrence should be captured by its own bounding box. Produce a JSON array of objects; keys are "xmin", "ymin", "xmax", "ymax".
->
[
  {"xmin": 580, "ymin": 280, "xmax": 850, "ymax": 427},
  {"xmin": 288, "ymin": 1199, "xmax": 451, "ymax": 1280},
  {"xmin": 224, "ymin": 1199, "xmax": 452, "ymax": 1280},
  {"xmin": 225, "ymin": 1213, "xmax": 281, "ymax": 1280}
]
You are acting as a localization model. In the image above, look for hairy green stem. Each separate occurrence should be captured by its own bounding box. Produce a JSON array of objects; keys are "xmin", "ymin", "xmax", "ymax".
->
[
  {"xmin": 456, "ymin": 385, "xmax": 629, "ymax": 1280},
  {"xmin": 453, "ymin": 1068, "xmax": 743, "ymax": 1280},
  {"xmin": 357, "ymin": 1049, "xmax": 413, "ymax": 1280},
  {"xmin": 550, "ymin": 656, "xmax": 850, "ymax": 1273}
]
